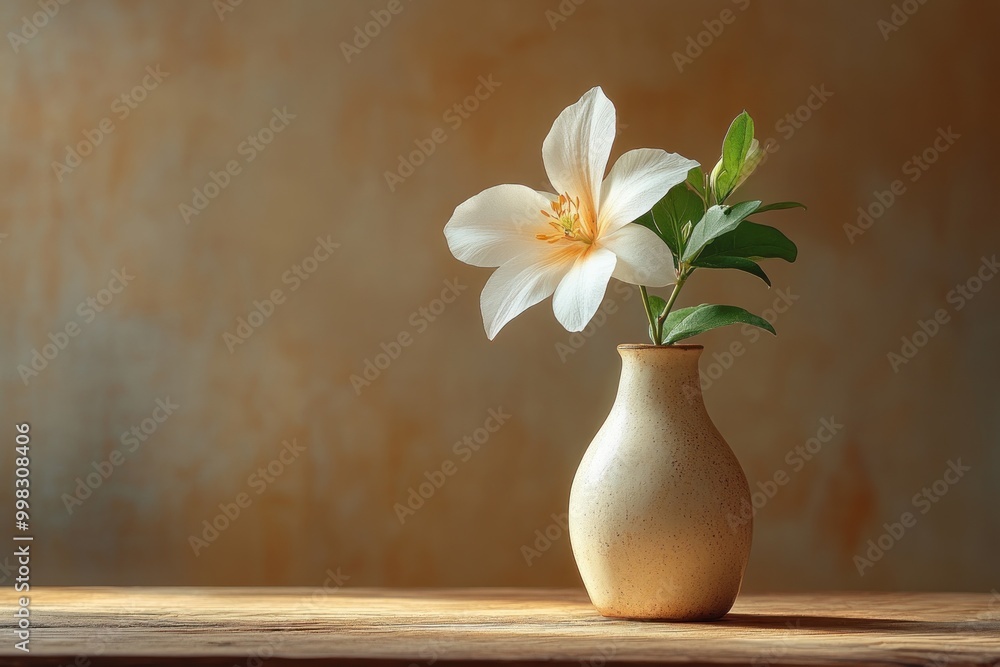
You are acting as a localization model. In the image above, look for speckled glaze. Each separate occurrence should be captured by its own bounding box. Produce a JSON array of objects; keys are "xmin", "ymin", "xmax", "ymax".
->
[{"xmin": 568, "ymin": 344, "xmax": 753, "ymax": 621}]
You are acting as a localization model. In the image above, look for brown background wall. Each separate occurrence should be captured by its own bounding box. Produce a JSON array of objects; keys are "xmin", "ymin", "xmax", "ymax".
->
[{"xmin": 1, "ymin": 0, "xmax": 998, "ymax": 592}]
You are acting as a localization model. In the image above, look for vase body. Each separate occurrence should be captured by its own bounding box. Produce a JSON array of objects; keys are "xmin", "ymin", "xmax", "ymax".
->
[{"xmin": 568, "ymin": 344, "xmax": 752, "ymax": 621}]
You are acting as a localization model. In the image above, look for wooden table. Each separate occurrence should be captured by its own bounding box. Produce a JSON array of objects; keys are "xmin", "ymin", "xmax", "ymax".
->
[{"xmin": 2, "ymin": 588, "xmax": 999, "ymax": 666}]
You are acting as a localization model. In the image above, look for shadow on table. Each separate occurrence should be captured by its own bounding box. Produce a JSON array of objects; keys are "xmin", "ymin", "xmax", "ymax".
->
[{"xmin": 706, "ymin": 613, "xmax": 1000, "ymax": 635}]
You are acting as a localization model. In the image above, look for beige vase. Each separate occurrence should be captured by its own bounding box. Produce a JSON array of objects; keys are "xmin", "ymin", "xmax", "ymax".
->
[{"xmin": 568, "ymin": 344, "xmax": 753, "ymax": 621}]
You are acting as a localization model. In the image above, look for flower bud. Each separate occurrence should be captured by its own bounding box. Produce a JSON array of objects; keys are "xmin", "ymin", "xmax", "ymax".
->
[
  {"xmin": 709, "ymin": 159, "xmax": 724, "ymax": 194},
  {"xmin": 710, "ymin": 138, "xmax": 763, "ymax": 197},
  {"xmin": 733, "ymin": 138, "xmax": 763, "ymax": 190}
]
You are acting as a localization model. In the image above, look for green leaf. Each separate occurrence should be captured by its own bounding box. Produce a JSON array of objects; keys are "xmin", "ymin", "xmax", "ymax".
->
[
  {"xmin": 715, "ymin": 111, "xmax": 754, "ymax": 201},
  {"xmin": 645, "ymin": 294, "xmax": 668, "ymax": 342},
  {"xmin": 699, "ymin": 221, "xmax": 798, "ymax": 263},
  {"xmin": 686, "ymin": 167, "xmax": 706, "ymax": 198},
  {"xmin": 722, "ymin": 112, "xmax": 754, "ymax": 176},
  {"xmin": 634, "ymin": 183, "xmax": 705, "ymax": 264},
  {"xmin": 646, "ymin": 294, "xmax": 668, "ymax": 317},
  {"xmin": 683, "ymin": 200, "xmax": 761, "ymax": 262},
  {"xmin": 659, "ymin": 304, "xmax": 703, "ymax": 338},
  {"xmin": 754, "ymin": 201, "xmax": 807, "ymax": 214},
  {"xmin": 634, "ymin": 211, "xmax": 662, "ymax": 237},
  {"xmin": 662, "ymin": 304, "xmax": 776, "ymax": 345},
  {"xmin": 693, "ymin": 256, "xmax": 771, "ymax": 286}
]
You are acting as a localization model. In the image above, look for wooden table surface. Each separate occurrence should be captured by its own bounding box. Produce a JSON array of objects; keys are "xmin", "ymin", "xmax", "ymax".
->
[{"xmin": 2, "ymin": 588, "xmax": 999, "ymax": 666}]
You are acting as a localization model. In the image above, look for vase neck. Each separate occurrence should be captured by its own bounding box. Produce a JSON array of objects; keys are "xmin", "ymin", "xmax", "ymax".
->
[{"xmin": 616, "ymin": 345, "xmax": 706, "ymax": 414}]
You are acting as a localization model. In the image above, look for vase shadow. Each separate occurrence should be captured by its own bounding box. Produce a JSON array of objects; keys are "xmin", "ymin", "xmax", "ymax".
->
[{"xmin": 688, "ymin": 613, "xmax": 996, "ymax": 635}]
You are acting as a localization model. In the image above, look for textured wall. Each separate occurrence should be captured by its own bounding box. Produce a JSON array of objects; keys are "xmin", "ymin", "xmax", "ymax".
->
[{"xmin": 1, "ymin": 0, "xmax": 998, "ymax": 592}]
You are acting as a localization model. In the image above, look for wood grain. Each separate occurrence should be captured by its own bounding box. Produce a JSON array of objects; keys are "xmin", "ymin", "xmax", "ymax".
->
[{"xmin": 1, "ymin": 588, "xmax": 999, "ymax": 666}]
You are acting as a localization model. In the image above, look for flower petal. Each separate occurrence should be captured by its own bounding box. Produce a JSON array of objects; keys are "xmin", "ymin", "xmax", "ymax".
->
[
  {"xmin": 552, "ymin": 247, "xmax": 617, "ymax": 332},
  {"xmin": 601, "ymin": 224, "xmax": 675, "ymax": 287},
  {"xmin": 480, "ymin": 247, "xmax": 578, "ymax": 340},
  {"xmin": 445, "ymin": 184, "xmax": 556, "ymax": 268},
  {"xmin": 542, "ymin": 87, "xmax": 616, "ymax": 226},
  {"xmin": 598, "ymin": 148, "xmax": 699, "ymax": 236}
]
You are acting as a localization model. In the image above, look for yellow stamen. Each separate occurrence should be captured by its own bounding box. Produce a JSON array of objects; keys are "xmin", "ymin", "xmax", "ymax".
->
[{"xmin": 535, "ymin": 192, "xmax": 595, "ymax": 245}]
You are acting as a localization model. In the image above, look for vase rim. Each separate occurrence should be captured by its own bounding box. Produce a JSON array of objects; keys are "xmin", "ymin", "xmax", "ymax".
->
[{"xmin": 617, "ymin": 343, "xmax": 704, "ymax": 351}]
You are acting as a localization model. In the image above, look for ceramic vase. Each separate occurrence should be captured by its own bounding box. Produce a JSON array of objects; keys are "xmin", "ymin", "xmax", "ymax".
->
[{"xmin": 568, "ymin": 344, "xmax": 753, "ymax": 621}]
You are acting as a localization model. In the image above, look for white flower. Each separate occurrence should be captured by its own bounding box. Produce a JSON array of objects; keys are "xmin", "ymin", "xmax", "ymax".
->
[{"xmin": 444, "ymin": 87, "xmax": 698, "ymax": 339}]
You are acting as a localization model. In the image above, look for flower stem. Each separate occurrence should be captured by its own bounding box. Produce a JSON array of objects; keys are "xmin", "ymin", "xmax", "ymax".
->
[
  {"xmin": 639, "ymin": 285, "xmax": 659, "ymax": 345},
  {"xmin": 656, "ymin": 271, "xmax": 689, "ymax": 343}
]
